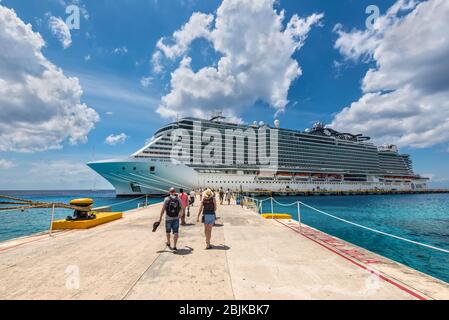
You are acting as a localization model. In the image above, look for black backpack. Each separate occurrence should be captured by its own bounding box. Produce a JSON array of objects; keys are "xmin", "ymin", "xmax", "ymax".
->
[{"xmin": 166, "ymin": 197, "xmax": 181, "ymax": 218}]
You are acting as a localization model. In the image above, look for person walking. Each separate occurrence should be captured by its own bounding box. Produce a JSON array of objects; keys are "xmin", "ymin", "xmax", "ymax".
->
[
  {"xmin": 189, "ymin": 190, "xmax": 196, "ymax": 205},
  {"xmin": 199, "ymin": 188, "xmax": 203, "ymax": 201},
  {"xmin": 197, "ymin": 189, "xmax": 217, "ymax": 249},
  {"xmin": 187, "ymin": 190, "xmax": 196, "ymax": 217},
  {"xmin": 225, "ymin": 189, "xmax": 232, "ymax": 205},
  {"xmin": 178, "ymin": 188, "xmax": 188, "ymax": 225},
  {"xmin": 158, "ymin": 188, "xmax": 182, "ymax": 252},
  {"xmin": 218, "ymin": 187, "xmax": 224, "ymax": 205}
]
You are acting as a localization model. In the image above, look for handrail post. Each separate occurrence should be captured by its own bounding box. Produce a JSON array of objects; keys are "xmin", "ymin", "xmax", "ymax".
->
[
  {"xmin": 271, "ymin": 197, "xmax": 274, "ymax": 219},
  {"xmin": 297, "ymin": 201, "xmax": 302, "ymax": 233},
  {"xmin": 49, "ymin": 204, "xmax": 55, "ymax": 237}
]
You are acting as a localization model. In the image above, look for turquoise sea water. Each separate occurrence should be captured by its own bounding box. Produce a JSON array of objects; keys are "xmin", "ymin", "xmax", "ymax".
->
[
  {"xmin": 258, "ymin": 193, "xmax": 449, "ymax": 283},
  {"xmin": 0, "ymin": 190, "xmax": 163, "ymax": 242}
]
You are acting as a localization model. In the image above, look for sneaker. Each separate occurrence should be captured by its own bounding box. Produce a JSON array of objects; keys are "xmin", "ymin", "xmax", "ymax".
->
[{"xmin": 173, "ymin": 247, "xmax": 178, "ymax": 252}]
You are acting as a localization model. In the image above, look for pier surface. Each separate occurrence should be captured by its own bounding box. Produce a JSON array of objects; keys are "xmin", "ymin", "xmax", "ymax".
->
[{"xmin": 1, "ymin": 202, "xmax": 449, "ymax": 300}]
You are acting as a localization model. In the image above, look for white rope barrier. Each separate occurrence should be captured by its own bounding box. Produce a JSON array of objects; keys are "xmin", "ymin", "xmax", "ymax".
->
[
  {"xmin": 273, "ymin": 198, "xmax": 299, "ymax": 207},
  {"xmin": 298, "ymin": 201, "xmax": 449, "ymax": 254},
  {"xmin": 243, "ymin": 196, "xmax": 271, "ymax": 214},
  {"xmin": 264, "ymin": 197, "xmax": 449, "ymax": 255}
]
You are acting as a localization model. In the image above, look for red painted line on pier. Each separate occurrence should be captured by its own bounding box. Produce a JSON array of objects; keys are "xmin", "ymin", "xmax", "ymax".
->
[{"xmin": 275, "ymin": 219, "xmax": 428, "ymax": 300}]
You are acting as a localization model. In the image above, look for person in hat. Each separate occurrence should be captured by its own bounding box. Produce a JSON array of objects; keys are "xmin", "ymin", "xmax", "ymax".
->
[
  {"xmin": 158, "ymin": 187, "xmax": 182, "ymax": 251},
  {"xmin": 197, "ymin": 189, "xmax": 217, "ymax": 249}
]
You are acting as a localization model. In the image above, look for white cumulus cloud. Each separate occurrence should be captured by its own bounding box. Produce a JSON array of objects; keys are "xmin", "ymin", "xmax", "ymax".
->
[
  {"xmin": 140, "ymin": 76, "xmax": 153, "ymax": 88},
  {"xmin": 105, "ymin": 133, "xmax": 128, "ymax": 146},
  {"xmin": 156, "ymin": 12, "xmax": 214, "ymax": 59},
  {"xmin": 152, "ymin": 0, "xmax": 323, "ymax": 120},
  {"xmin": 0, "ymin": 159, "xmax": 15, "ymax": 169},
  {"xmin": 331, "ymin": 0, "xmax": 449, "ymax": 149},
  {"xmin": 48, "ymin": 16, "xmax": 72, "ymax": 49},
  {"xmin": 0, "ymin": 5, "xmax": 99, "ymax": 152},
  {"xmin": 113, "ymin": 46, "xmax": 128, "ymax": 55}
]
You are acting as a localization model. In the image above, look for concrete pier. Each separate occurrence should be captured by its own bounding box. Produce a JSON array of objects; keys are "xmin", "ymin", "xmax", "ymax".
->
[{"xmin": 1, "ymin": 201, "xmax": 449, "ymax": 300}]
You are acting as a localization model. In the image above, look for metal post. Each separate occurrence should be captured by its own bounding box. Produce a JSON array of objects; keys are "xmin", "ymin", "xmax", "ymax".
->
[
  {"xmin": 271, "ymin": 197, "xmax": 274, "ymax": 219},
  {"xmin": 49, "ymin": 204, "xmax": 55, "ymax": 237},
  {"xmin": 146, "ymin": 194, "xmax": 148, "ymax": 207},
  {"xmin": 297, "ymin": 201, "xmax": 302, "ymax": 233}
]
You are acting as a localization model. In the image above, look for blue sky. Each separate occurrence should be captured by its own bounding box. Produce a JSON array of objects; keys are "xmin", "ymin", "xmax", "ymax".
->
[{"xmin": 1, "ymin": 0, "xmax": 449, "ymax": 189}]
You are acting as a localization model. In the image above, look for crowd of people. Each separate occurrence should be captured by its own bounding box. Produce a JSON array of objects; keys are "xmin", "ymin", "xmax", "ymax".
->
[{"xmin": 156, "ymin": 187, "xmax": 235, "ymax": 252}]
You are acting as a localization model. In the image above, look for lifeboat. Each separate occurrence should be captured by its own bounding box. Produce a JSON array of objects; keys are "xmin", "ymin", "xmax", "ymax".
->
[{"xmin": 277, "ymin": 172, "xmax": 294, "ymax": 176}]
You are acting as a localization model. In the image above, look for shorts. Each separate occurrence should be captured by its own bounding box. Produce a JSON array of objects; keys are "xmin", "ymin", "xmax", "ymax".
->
[
  {"xmin": 165, "ymin": 219, "xmax": 180, "ymax": 234},
  {"xmin": 203, "ymin": 213, "xmax": 216, "ymax": 225}
]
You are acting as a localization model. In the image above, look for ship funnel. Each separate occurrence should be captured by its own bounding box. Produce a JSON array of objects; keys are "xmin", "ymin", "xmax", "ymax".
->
[{"xmin": 274, "ymin": 119, "xmax": 280, "ymax": 128}]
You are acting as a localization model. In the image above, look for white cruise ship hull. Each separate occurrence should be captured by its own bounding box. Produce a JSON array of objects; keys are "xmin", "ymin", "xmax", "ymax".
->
[
  {"xmin": 88, "ymin": 158, "xmax": 427, "ymax": 196},
  {"xmin": 87, "ymin": 158, "xmax": 199, "ymax": 196}
]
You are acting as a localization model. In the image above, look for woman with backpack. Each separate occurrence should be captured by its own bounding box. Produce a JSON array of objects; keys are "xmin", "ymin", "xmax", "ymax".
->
[{"xmin": 197, "ymin": 189, "xmax": 217, "ymax": 249}]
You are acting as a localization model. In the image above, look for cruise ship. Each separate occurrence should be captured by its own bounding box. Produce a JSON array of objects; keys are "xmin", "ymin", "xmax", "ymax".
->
[{"xmin": 87, "ymin": 116, "xmax": 428, "ymax": 196}]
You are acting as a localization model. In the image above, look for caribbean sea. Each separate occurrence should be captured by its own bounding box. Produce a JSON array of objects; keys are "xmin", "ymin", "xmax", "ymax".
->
[
  {"xmin": 259, "ymin": 193, "xmax": 449, "ymax": 283},
  {"xmin": 0, "ymin": 190, "xmax": 162, "ymax": 242}
]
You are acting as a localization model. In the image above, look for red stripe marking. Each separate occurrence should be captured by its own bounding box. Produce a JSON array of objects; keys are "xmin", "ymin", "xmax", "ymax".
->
[{"xmin": 274, "ymin": 219, "xmax": 428, "ymax": 300}]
